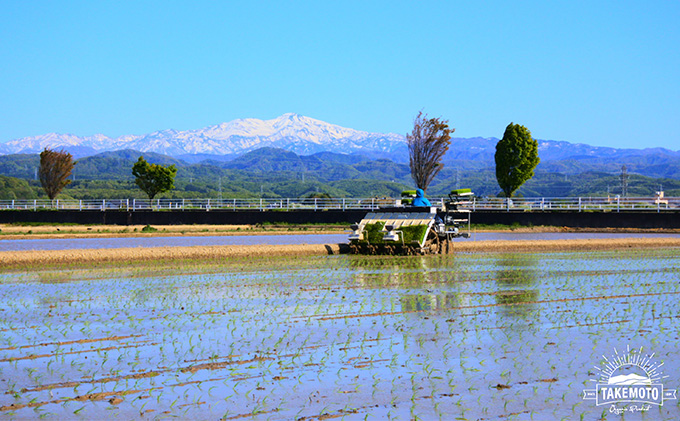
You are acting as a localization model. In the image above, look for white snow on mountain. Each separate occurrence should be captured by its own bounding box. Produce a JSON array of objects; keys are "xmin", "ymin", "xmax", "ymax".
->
[
  {"xmin": 0, "ymin": 113, "xmax": 407, "ymax": 157},
  {"xmin": 2, "ymin": 114, "xmax": 677, "ymax": 161}
]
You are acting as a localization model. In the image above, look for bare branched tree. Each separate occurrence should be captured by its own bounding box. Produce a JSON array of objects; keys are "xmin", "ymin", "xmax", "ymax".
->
[
  {"xmin": 39, "ymin": 148, "xmax": 75, "ymax": 200},
  {"xmin": 407, "ymin": 111, "xmax": 453, "ymax": 191}
]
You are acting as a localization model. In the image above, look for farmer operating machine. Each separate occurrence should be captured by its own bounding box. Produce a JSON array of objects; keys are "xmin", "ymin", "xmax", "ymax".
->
[{"xmin": 348, "ymin": 189, "xmax": 474, "ymax": 255}]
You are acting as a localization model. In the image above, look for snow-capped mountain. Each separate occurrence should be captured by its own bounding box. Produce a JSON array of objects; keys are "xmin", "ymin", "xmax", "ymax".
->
[
  {"xmin": 1, "ymin": 113, "xmax": 678, "ymax": 164},
  {"xmin": 0, "ymin": 113, "xmax": 407, "ymax": 158}
]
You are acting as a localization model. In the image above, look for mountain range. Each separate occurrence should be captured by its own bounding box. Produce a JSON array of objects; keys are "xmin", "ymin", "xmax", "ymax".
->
[
  {"xmin": 2, "ymin": 144, "xmax": 679, "ymax": 200},
  {"xmin": 1, "ymin": 114, "xmax": 678, "ymax": 171},
  {"xmin": 1, "ymin": 113, "xmax": 679, "ymax": 199},
  {"xmin": 0, "ymin": 113, "xmax": 406, "ymax": 160}
]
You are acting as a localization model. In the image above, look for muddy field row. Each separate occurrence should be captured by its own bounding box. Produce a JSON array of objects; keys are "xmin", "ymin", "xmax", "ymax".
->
[
  {"xmin": 2, "ymin": 237, "xmax": 680, "ymax": 268},
  {"xmin": 1, "ymin": 248, "xmax": 679, "ymax": 419}
]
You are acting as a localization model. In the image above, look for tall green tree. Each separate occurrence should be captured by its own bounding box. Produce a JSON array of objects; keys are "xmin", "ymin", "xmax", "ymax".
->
[
  {"xmin": 407, "ymin": 111, "xmax": 453, "ymax": 191},
  {"xmin": 39, "ymin": 148, "xmax": 75, "ymax": 200},
  {"xmin": 495, "ymin": 123, "xmax": 540, "ymax": 197},
  {"xmin": 132, "ymin": 156, "xmax": 177, "ymax": 200}
]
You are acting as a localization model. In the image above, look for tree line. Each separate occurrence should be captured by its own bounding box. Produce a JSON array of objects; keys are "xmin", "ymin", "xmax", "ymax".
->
[
  {"xmin": 406, "ymin": 111, "xmax": 539, "ymax": 198},
  {"xmin": 37, "ymin": 150, "xmax": 178, "ymax": 201},
  {"xmin": 9, "ymin": 142, "xmax": 676, "ymax": 201}
]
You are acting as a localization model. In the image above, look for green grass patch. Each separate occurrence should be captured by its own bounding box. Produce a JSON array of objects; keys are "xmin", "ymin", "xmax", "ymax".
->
[{"xmin": 141, "ymin": 224, "xmax": 158, "ymax": 233}]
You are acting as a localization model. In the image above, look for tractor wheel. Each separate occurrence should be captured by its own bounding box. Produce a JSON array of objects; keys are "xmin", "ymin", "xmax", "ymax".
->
[
  {"xmin": 423, "ymin": 229, "xmax": 441, "ymax": 255},
  {"xmin": 443, "ymin": 234, "xmax": 452, "ymax": 254}
]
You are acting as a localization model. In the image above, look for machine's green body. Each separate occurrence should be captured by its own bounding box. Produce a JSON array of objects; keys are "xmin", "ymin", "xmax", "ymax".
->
[{"xmin": 348, "ymin": 189, "xmax": 474, "ymax": 255}]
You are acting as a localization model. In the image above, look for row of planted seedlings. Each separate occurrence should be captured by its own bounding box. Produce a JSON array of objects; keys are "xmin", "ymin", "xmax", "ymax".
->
[{"xmin": 0, "ymin": 248, "xmax": 679, "ymax": 419}]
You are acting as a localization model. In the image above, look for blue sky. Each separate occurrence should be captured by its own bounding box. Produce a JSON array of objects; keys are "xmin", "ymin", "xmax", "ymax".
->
[{"xmin": 1, "ymin": 1, "xmax": 678, "ymax": 149}]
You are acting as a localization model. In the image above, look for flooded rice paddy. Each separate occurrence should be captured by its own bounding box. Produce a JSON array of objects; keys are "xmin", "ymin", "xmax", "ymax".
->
[{"xmin": 1, "ymin": 248, "xmax": 679, "ymax": 419}]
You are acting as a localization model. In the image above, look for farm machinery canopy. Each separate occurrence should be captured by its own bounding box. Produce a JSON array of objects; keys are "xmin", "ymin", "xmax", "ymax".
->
[{"xmin": 348, "ymin": 189, "xmax": 474, "ymax": 255}]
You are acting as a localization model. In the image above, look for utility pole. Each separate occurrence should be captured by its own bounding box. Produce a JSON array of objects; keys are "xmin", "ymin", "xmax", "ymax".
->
[{"xmin": 620, "ymin": 165, "xmax": 629, "ymax": 197}]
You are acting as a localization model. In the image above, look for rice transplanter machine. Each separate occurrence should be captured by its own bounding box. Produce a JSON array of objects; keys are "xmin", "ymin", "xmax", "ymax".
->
[{"xmin": 348, "ymin": 188, "xmax": 474, "ymax": 255}]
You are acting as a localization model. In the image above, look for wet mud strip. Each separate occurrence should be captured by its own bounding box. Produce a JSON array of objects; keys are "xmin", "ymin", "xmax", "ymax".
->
[
  {"xmin": 0, "ymin": 354, "xmax": 277, "ymax": 412},
  {"xmin": 447, "ymin": 237, "xmax": 680, "ymax": 253}
]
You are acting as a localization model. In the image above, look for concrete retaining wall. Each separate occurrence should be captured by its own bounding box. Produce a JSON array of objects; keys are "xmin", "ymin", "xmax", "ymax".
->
[
  {"xmin": 0, "ymin": 210, "xmax": 367, "ymax": 226},
  {"xmin": 470, "ymin": 211, "xmax": 680, "ymax": 229},
  {"xmin": 0, "ymin": 209, "xmax": 678, "ymax": 229}
]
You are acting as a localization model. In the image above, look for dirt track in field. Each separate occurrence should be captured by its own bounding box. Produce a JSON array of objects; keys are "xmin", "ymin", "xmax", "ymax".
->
[
  {"xmin": 0, "ymin": 237, "xmax": 678, "ymax": 267},
  {"xmin": 0, "ymin": 243, "xmax": 346, "ymax": 267}
]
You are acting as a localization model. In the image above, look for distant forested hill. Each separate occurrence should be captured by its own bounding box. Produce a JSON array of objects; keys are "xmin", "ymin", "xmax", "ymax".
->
[{"xmin": 0, "ymin": 147, "xmax": 678, "ymax": 200}]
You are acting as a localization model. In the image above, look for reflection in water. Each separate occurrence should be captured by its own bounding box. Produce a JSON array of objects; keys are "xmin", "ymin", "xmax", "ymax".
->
[
  {"xmin": 347, "ymin": 255, "xmax": 470, "ymax": 313},
  {"xmin": 494, "ymin": 254, "xmax": 538, "ymax": 318},
  {"xmin": 347, "ymin": 254, "xmax": 436, "ymax": 272},
  {"xmin": 495, "ymin": 290, "xmax": 538, "ymax": 305},
  {"xmin": 37, "ymin": 271, "xmax": 74, "ymax": 284},
  {"xmin": 349, "ymin": 255, "xmax": 467, "ymax": 288},
  {"xmin": 400, "ymin": 293, "xmax": 459, "ymax": 311},
  {"xmin": 131, "ymin": 286, "xmax": 161, "ymax": 306}
]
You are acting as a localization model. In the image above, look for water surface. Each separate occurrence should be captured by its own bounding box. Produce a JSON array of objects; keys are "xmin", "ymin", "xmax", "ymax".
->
[
  {"xmin": 0, "ymin": 231, "xmax": 676, "ymax": 251},
  {"xmin": 0, "ymin": 249, "xmax": 678, "ymax": 419}
]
